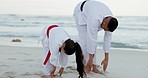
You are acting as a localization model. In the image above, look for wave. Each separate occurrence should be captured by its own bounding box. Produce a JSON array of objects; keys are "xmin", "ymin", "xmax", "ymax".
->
[
  {"xmin": 0, "ymin": 15, "xmax": 148, "ymax": 50},
  {"xmin": 110, "ymin": 42, "xmax": 142, "ymax": 49},
  {"xmin": 118, "ymin": 27, "xmax": 148, "ymax": 31},
  {"xmin": 0, "ymin": 23, "xmax": 41, "ymax": 27},
  {"xmin": 0, "ymin": 34, "xmax": 39, "ymax": 38},
  {"xmin": 0, "ymin": 33, "xmax": 147, "ymax": 49},
  {"xmin": 97, "ymin": 42, "xmax": 142, "ymax": 49}
]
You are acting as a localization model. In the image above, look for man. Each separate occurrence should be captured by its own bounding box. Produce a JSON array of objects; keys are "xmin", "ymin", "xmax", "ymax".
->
[{"xmin": 73, "ymin": 0, "xmax": 118, "ymax": 73}]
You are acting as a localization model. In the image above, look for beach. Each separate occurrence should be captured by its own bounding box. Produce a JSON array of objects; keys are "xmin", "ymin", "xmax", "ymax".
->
[
  {"xmin": 0, "ymin": 42, "xmax": 148, "ymax": 78},
  {"xmin": 0, "ymin": 15, "xmax": 148, "ymax": 78}
]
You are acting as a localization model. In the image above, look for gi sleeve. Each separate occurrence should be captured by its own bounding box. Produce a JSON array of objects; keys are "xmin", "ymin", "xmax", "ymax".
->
[
  {"xmin": 103, "ymin": 31, "xmax": 112, "ymax": 53},
  {"xmin": 49, "ymin": 41, "xmax": 59, "ymax": 67},
  {"xmin": 59, "ymin": 52, "xmax": 68, "ymax": 68}
]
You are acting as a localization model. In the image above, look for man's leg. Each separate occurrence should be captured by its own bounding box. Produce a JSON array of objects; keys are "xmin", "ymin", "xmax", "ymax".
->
[
  {"xmin": 76, "ymin": 24, "xmax": 91, "ymax": 73},
  {"xmin": 76, "ymin": 25, "xmax": 88, "ymax": 64},
  {"xmin": 92, "ymin": 52, "xmax": 101, "ymax": 73}
]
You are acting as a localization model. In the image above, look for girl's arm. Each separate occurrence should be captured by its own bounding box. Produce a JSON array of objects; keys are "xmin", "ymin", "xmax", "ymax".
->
[
  {"xmin": 50, "ymin": 65, "xmax": 56, "ymax": 76},
  {"xmin": 57, "ymin": 67, "xmax": 64, "ymax": 77}
]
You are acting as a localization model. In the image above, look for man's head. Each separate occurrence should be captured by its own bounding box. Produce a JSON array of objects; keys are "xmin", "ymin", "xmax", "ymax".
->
[{"xmin": 101, "ymin": 16, "xmax": 118, "ymax": 32}]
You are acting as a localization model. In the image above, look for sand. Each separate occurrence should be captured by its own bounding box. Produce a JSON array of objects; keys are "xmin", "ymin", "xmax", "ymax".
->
[{"xmin": 0, "ymin": 42, "xmax": 148, "ymax": 78}]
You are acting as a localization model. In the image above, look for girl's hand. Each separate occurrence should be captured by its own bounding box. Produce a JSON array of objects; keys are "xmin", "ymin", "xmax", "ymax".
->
[{"xmin": 58, "ymin": 67, "xmax": 64, "ymax": 77}]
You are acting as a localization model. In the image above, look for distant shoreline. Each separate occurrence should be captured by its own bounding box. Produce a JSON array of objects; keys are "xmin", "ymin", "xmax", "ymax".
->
[
  {"xmin": 0, "ymin": 41, "xmax": 148, "ymax": 52},
  {"xmin": 1, "ymin": 14, "xmax": 148, "ymax": 17}
]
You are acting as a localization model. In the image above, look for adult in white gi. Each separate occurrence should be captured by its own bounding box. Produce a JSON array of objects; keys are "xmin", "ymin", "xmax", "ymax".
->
[
  {"xmin": 73, "ymin": 0, "xmax": 118, "ymax": 73},
  {"xmin": 39, "ymin": 25, "xmax": 86, "ymax": 78}
]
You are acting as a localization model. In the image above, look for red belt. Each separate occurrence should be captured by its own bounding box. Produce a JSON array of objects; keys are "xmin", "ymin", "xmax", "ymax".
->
[{"xmin": 43, "ymin": 25, "xmax": 58, "ymax": 65}]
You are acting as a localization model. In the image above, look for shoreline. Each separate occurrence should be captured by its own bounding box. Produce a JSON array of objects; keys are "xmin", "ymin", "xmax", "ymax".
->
[{"xmin": 0, "ymin": 41, "xmax": 148, "ymax": 52}]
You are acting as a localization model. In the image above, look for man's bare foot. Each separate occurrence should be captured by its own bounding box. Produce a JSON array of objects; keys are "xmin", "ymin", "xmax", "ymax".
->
[
  {"xmin": 92, "ymin": 65, "xmax": 102, "ymax": 74},
  {"xmin": 54, "ymin": 74, "xmax": 62, "ymax": 78},
  {"xmin": 84, "ymin": 65, "xmax": 91, "ymax": 73},
  {"xmin": 54, "ymin": 75, "xmax": 62, "ymax": 78},
  {"xmin": 46, "ymin": 75, "xmax": 55, "ymax": 78},
  {"xmin": 45, "ymin": 75, "xmax": 50, "ymax": 78}
]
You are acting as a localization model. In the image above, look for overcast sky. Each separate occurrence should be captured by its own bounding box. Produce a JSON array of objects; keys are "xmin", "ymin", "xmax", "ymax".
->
[{"xmin": 0, "ymin": 0, "xmax": 148, "ymax": 16}]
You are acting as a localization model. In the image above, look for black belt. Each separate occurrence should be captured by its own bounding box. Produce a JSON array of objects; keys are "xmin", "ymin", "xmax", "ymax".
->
[{"xmin": 80, "ymin": 1, "xmax": 87, "ymax": 11}]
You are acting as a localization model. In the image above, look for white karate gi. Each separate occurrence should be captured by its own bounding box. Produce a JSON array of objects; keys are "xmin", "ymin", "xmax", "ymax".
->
[
  {"xmin": 39, "ymin": 26, "xmax": 70, "ymax": 75},
  {"xmin": 73, "ymin": 0, "xmax": 113, "ymax": 65}
]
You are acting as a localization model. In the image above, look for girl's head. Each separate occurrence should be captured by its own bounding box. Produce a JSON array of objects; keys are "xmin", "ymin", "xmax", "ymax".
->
[{"xmin": 63, "ymin": 39, "xmax": 86, "ymax": 78}]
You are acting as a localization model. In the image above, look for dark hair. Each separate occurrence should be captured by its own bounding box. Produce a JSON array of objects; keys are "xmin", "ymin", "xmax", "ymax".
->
[
  {"xmin": 64, "ymin": 39, "xmax": 86, "ymax": 78},
  {"xmin": 107, "ymin": 17, "xmax": 118, "ymax": 32}
]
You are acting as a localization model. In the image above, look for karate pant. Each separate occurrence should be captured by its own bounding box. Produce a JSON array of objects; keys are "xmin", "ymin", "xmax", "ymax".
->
[
  {"xmin": 42, "ymin": 47, "xmax": 59, "ymax": 75},
  {"xmin": 76, "ymin": 25, "xmax": 97, "ymax": 65}
]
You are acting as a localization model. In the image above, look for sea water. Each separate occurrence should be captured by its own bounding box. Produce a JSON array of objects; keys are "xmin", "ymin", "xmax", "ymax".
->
[{"xmin": 0, "ymin": 14, "xmax": 148, "ymax": 50}]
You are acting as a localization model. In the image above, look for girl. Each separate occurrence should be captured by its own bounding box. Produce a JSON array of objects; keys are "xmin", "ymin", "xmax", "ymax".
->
[{"xmin": 39, "ymin": 25, "xmax": 86, "ymax": 78}]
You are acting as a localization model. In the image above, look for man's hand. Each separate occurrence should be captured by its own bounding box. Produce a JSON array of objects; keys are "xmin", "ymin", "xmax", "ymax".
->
[
  {"xmin": 48, "ymin": 75, "xmax": 55, "ymax": 78},
  {"xmin": 101, "ymin": 53, "xmax": 109, "ymax": 72},
  {"xmin": 101, "ymin": 58, "xmax": 108, "ymax": 72},
  {"xmin": 92, "ymin": 64, "xmax": 101, "ymax": 74}
]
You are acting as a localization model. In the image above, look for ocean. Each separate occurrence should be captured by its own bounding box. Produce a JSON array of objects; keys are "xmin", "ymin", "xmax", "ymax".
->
[{"xmin": 0, "ymin": 14, "xmax": 148, "ymax": 50}]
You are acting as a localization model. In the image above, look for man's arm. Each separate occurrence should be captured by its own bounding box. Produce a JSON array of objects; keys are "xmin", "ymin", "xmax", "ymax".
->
[{"xmin": 102, "ymin": 31, "xmax": 112, "ymax": 72}]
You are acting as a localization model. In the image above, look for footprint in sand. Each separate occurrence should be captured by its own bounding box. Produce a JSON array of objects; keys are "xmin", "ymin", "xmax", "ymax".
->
[
  {"xmin": 8, "ymin": 58, "xmax": 16, "ymax": 60},
  {"xmin": 21, "ymin": 71, "xmax": 44, "ymax": 78},
  {"xmin": 34, "ymin": 71, "xmax": 44, "ymax": 76},
  {"xmin": 23, "ymin": 53, "xmax": 31, "ymax": 55},
  {"xmin": 21, "ymin": 72, "xmax": 32, "ymax": 76},
  {"xmin": 1, "ymin": 71, "xmax": 16, "ymax": 78},
  {"xmin": 18, "ymin": 52, "xmax": 31, "ymax": 55},
  {"xmin": 63, "ymin": 66, "xmax": 77, "ymax": 73},
  {"xmin": 40, "ymin": 75, "xmax": 45, "ymax": 78},
  {"xmin": 100, "ymin": 72, "xmax": 119, "ymax": 78},
  {"xmin": 0, "ymin": 64, "xmax": 9, "ymax": 68},
  {"xmin": 22, "ymin": 59, "xmax": 34, "ymax": 62},
  {"xmin": 66, "ymin": 66, "xmax": 77, "ymax": 70}
]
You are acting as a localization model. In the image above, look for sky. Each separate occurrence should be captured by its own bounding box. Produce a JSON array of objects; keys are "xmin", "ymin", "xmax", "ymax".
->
[{"xmin": 0, "ymin": 0, "xmax": 148, "ymax": 16}]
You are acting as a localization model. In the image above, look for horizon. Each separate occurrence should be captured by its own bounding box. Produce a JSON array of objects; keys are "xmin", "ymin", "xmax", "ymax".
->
[
  {"xmin": 1, "ymin": 14, "xmax": 148, "ymax": 17},
  {"xmin": 0, "ymin": 0, "xmax": 148, "ymax": 16}
]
